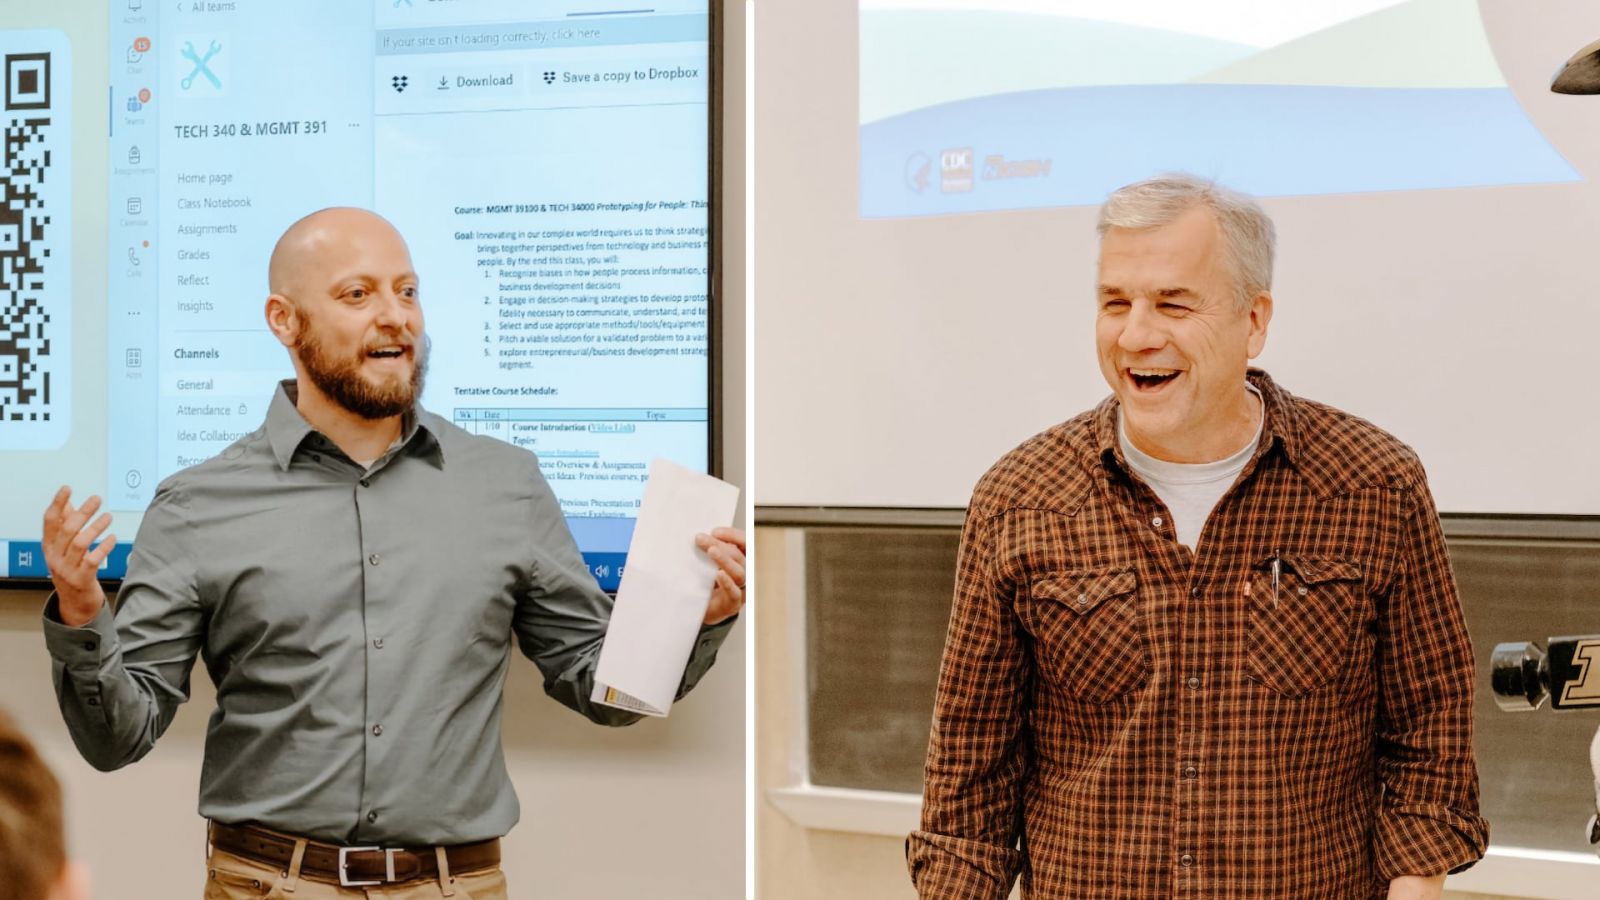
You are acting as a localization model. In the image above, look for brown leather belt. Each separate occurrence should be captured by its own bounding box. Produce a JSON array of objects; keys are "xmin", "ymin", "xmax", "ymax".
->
[{"xmin": 209, "ymin": 821, "xmax": 500, "ymax": 887}]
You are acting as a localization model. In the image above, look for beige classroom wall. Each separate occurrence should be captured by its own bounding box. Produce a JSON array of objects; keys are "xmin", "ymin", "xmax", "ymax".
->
[{"xmin": 755, "ymin": 527, "xmax": 917, "ymax": 900}]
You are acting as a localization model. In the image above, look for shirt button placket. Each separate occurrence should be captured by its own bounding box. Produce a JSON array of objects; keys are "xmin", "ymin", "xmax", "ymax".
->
[{"xmin": 355, "ymin": 490, "xmax": 386, "ymax": 842}]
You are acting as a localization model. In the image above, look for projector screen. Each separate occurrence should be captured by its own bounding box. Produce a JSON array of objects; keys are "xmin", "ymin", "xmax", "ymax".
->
[
  {"xmin": 861, "ymin": 0, "xmax": 1579, "ymax": 215},
  {"xmin": 756, "ymin": 0, "xmax": 1600, "ymax": 514},
  {"xmin": 0, "ymin": 0, "xmax": 715, "ymax": 586}
]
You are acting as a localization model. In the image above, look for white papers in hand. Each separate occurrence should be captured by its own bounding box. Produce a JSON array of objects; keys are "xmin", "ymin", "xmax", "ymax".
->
[{"xmin": 592, "ymin": 458, "xmax": 740, "ymax": 717}]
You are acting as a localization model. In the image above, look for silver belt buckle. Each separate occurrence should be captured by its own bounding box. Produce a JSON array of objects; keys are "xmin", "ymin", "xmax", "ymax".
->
[{"xmin": 338, "ymin": 846, "xmax": 397, "ymax": 887}]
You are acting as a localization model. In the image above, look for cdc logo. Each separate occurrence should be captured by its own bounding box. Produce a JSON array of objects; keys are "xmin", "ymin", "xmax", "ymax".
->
[{"xmin": 939, "ymin": 147, "xmax": 974, "ymax": 193}]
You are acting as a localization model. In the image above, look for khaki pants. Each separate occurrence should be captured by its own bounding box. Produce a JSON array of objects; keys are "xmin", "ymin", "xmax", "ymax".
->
[{"xmin": 204, "ymin": 845, "xmax": 508, "ymax": 900}]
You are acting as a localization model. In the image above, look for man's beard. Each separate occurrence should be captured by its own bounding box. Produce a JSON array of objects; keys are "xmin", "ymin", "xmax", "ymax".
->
[{"xmin": 295, "ymin": 324, "xmax": 428, "ymax": 420}]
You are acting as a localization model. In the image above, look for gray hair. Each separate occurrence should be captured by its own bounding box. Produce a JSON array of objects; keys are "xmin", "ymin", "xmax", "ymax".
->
[{"xmin": 1096, "ymin": 173, "xmax": 1275, "ymax": 312}]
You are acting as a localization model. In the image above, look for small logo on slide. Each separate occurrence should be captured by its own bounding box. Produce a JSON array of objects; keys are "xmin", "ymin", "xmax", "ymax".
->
[
  {"xmin": 982, "ymin": 153, "xmax": 1053, "ymax": 182},
  {"xmin": 904, "ymin": 152, "xmax": 931, "ymax": 193},
  {"xmin": 178, "ymin": 39, "xmax": 223, "ymax": 93},
  {"xmin": 940, "ymin": 147, "xmax": 974, "ymax": 193}
]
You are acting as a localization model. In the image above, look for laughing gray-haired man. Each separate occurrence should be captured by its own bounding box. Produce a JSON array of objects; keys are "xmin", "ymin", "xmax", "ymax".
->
[{"xmin": 910, "ymin": 174, "xmax": 1486, "ymax": 900}]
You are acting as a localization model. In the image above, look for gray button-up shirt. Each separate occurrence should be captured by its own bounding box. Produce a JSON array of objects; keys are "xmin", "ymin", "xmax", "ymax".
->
[{"xmin": 44, "ymin": 381, "xmax": 732, "ymax": 844}]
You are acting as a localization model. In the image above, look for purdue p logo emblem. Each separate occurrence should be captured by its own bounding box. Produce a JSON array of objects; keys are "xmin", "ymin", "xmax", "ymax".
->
[
  {"xmin": 1491, "ymin": 636, "xmax": 1600, "ymax": 711},
  {"xmin": 1559, "ymin": 639, "xmax": 1600, "ymax": 707}
]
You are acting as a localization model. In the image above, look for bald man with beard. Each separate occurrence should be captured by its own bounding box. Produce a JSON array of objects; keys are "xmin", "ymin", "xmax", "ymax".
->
[{"xmin": 39, "ymin": 209, "xmax": 746, "ymax": 898}]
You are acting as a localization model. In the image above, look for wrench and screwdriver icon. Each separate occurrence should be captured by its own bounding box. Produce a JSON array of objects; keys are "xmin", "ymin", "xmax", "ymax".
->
[{"xmin": 180, "ymin": 40, "xmax": 221, "ymax": 90}]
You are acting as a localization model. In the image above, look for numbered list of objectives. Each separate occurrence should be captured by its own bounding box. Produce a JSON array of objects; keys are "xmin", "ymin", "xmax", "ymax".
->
[{"xmin": 463, "ymin": 213, "xmax": 709, "ymax": 372}]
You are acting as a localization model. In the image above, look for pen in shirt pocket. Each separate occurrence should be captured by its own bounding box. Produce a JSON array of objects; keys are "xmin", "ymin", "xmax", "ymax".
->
[{"xmin": 1270, "ymin": 550, "xmax": 1282, "ymax": 608}]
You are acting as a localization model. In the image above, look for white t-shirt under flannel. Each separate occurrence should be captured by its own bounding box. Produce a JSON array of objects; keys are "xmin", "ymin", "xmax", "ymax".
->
[{"xmin": 1118, "ymin": 384, "xmax": 1263, "ymax": 550}]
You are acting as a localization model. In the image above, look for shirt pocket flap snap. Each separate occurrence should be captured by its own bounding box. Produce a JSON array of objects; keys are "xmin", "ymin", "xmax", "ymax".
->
[
  {"xmin": 1282, "ymin": 555, "xmax": 1362, "ymax": 585},
  {"xmin": 1031, "ymin": 569, "xmax": 1137, "ymax": 614}
]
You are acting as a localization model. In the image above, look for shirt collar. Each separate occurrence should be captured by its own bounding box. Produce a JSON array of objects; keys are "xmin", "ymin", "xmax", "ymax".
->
[
  {"xmin": 265, "ymin": 379, "xmax": 445, "ymax": 472},
  {"xmin": 1093, "ymin": 367, "xmax": 1300, "ymax": 476}
]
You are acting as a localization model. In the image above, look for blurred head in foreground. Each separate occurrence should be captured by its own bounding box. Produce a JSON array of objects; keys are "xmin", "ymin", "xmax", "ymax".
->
[{"xmin": 0, "ymin": 710, "xmax": 88, "ymax": 900}]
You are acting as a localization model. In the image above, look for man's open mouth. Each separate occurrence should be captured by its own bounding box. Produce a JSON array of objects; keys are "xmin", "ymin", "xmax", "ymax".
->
[
  {"xmin": 1127, "ymin": 367, "xmax": 1181, "ymax": 392},
  {"xmin": 366, "ymin": 345, "xmax": 409, "ymax": 361}
]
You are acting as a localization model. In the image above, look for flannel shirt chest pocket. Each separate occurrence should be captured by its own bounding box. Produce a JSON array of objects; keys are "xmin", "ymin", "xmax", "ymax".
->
[
  {"xmin": 1246, "ymin": 554, "xmax": 1365, "ymax": 697},
  {"xmin": 1024, "ymin": 569, "xmax": 1148, "ymax": 702}
]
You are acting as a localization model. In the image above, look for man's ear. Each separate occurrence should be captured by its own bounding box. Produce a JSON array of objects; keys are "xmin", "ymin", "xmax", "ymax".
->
[
  {"xmin": 1245, "ymin": 291, "xmax": 1273, "ymax": 359},
  {"xmin": 265, "ymin": 294, "xmax": 299, "ymax": 349}
]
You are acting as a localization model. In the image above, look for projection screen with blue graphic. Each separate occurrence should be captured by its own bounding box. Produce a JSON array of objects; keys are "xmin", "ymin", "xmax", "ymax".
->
[
  {"xmin": 860, "ymin": 0, "xmax": 1580, "ymax": 216},
  {"xmin": 757, "ymin": 0, "xmax": 1600, "ymax": 515}
]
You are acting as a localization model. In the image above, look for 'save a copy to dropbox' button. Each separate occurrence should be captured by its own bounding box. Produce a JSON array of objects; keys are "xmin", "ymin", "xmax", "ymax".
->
[{"xmin": 537, "ymin": 60, "xmax": 706, "ymax": 94}]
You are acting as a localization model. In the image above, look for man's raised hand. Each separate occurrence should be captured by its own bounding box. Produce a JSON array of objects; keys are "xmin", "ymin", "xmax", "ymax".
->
[
  {"xmin": 697, "ymin": 526, "xmax": 746, "ymax": 626},
  {"xmin": 41, "ymin": 487, "xmax": 115, "ymax": 628}
]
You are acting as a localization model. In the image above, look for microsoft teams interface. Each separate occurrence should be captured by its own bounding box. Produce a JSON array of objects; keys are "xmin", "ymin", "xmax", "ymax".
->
[{"xmin": 4, "ymin": 0, "xmax": 711, "ymax": 589}]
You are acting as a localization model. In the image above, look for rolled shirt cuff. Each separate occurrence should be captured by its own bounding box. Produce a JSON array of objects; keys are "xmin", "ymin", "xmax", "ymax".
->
[
  {"xmin": 906, "ymin": 830, "xmax": 1023, "ymax": 900},
  {"xmin": 1373, "ymin": 805, "xmax": 1489, "ymax": 880}
]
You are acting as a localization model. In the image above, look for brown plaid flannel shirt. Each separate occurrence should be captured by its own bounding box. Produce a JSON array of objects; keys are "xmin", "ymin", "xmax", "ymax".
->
[{"xmin": 908, "ymin": 370, "xmax": 1487, "ymax": 899}]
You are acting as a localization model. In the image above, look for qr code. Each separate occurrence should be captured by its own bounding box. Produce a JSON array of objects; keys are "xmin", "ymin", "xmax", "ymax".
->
[{"xmin": 0, "ymin": 34, "xmax": 69, "ymax": 450}]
